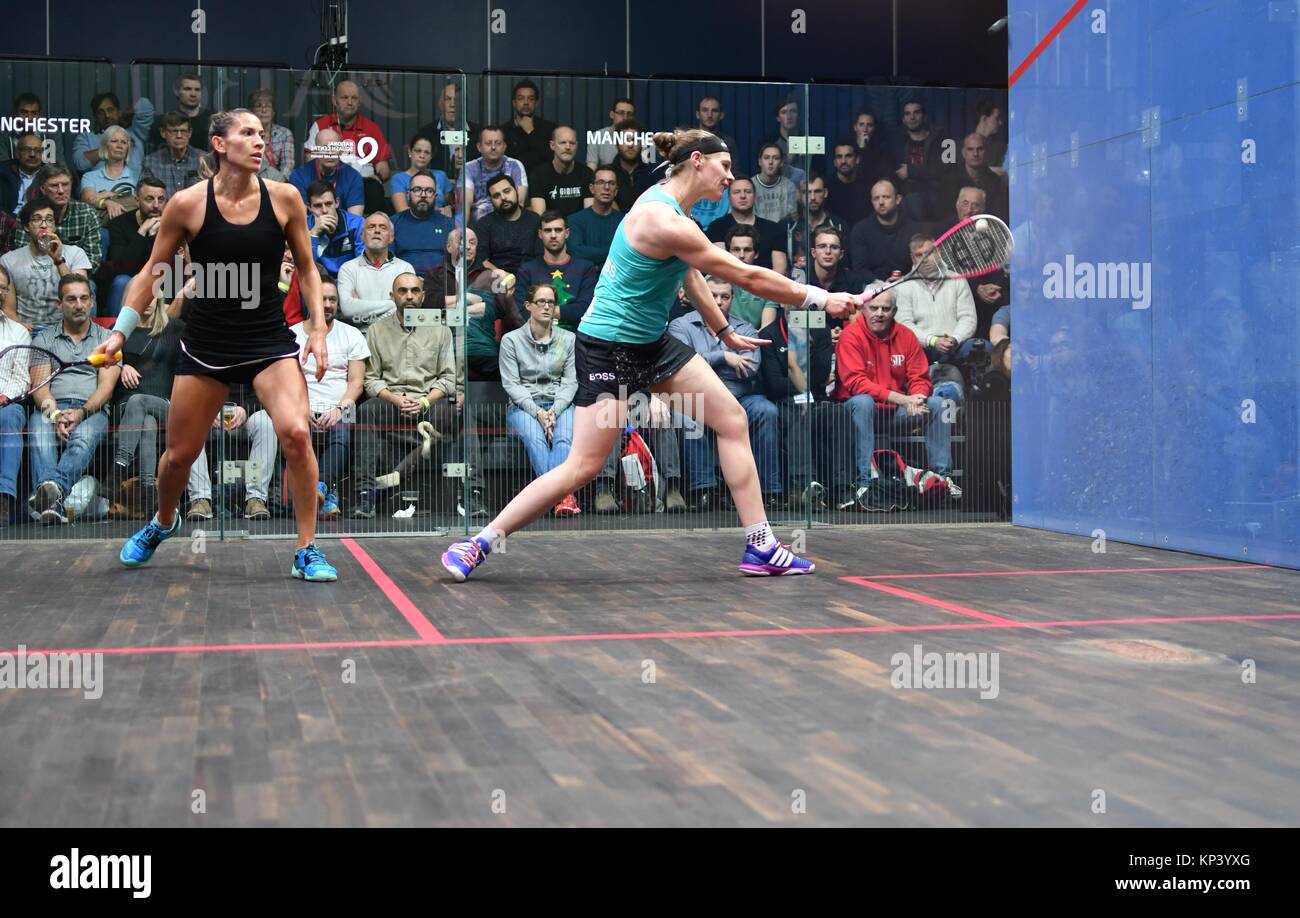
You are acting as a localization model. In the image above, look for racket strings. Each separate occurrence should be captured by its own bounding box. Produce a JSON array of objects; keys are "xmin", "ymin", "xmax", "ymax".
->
[{"xmin": 937, "ymin": 221, "xmax": 1013, "ymax": 277}]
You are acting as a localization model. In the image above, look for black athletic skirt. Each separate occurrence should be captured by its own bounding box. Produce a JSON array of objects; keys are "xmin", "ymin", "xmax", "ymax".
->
[
  {"xmin": 175, "ymin": 341, "xmax": 300, "ymax": 387},
  {"xmin": 573, "ymin": 331, "xmax": 698, "ymax": 407}
]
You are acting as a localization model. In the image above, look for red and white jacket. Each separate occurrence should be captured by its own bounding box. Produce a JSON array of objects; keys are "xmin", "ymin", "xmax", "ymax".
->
[{"xmin": 833, "ymin": 318, "xmax": 932, "ymax": 409}]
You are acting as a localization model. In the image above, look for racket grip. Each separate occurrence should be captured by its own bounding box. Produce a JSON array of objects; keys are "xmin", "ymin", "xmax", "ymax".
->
[{"xmin": 88, "ymin": 350, "xmax": 124, "ymax": 367}]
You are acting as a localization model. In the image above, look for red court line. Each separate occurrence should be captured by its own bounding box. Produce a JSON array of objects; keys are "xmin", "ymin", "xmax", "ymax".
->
[
  {"xmin": 1008, "ymin": 0, "xmax": 1090, "ymax": 88},
  {"xmin": 340, "ymin": 537, "xmax": 445, "ymax": 643},
  {"xmin": 848, "ymin": 565, "xmax": 1272, "ymax": 581},
  {"xmin": 841, "ymin": 577, "xmax": 1015, "ymax": 624},
  {"xmin": 4, "ymin": 613, "xmax": 1297, "ymax": 657}
]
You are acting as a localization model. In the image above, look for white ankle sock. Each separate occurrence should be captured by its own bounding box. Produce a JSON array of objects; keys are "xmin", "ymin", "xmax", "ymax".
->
[
  {"xmin": 474, "ymin": 526, "xmax": 501, "ymax": 551},
  {"xmin": 745, "ymin": 521, "xmax": 777, "ymax": 551}
]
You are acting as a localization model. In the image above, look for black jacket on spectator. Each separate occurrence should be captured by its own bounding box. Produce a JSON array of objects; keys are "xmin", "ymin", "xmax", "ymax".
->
[
  {"xmin": 471, "ymin": 209, "xmax": 541, "ymax": 275},
  {"xmin": 613, "ymin": 160, "xmax": 656, "ymax": 213},
  {"xmin": 705, "ymin": 214, "xmax": 785, "ymax": 271},
  {"xmin": 854, "ymin": 138, "xmax": 895, "ymax": 189},
  {"xmin": 757, "ymin": 307, "xmax": 834, "ymax": 403},
  {"xmin": 97, "ymin": 210, "xmax": 156, "ymax": 295},
  {"xmin": 936, "ymin": 166, "xmax": 1009, "ymax": 223},
  {"xmin": 415, "ymin": 118, "xmax": 483, "ymax": 176},
  {"xmin": 890, "ymin": 130, "xmax": 950, "ymax": 219},
  {"xmin": 849, "ymin": 215, "xmax": 919, "ymax": 282},
  {"xmin": 499, "ymin": 117, "xmax": 558, "ymax": 174},
  {"xmin": 0, "ymin": 159, "xmax": 37, "ymax": 214},
  {"xmin": 824, "ymin": 171, "xmax": 874, "ymax": 229},
  {"xmin": 112, "ymin": 320, "xmax": 184, "ymax": 406}
]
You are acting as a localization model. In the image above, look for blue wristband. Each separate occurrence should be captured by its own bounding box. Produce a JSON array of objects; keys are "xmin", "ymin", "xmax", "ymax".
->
[{"xmin": 111, "ymin": 305, "xmax": 141, "ymax": 338}]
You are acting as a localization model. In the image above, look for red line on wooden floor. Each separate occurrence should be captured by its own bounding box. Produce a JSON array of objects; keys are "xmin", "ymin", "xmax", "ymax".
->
[
  {"xmin": 840, "ymin": 577, "xmax": 1015, "ymax": 625},
  {"xmin": 341, "ymin": 537, "xmax": 446, "ymax": 643},
  {"xmin": 849, "ymin": 565, "xmax": 1272, "ymax": 581},
  {"xmin": 5, "ymin": 613, "xmax": 1296, "ymax": 658}
]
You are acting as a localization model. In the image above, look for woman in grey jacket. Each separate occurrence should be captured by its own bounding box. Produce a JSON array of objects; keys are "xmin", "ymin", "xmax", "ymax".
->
[{"xmin": 499, "ymin": 282, "xmax": 581, "ymax": 516}]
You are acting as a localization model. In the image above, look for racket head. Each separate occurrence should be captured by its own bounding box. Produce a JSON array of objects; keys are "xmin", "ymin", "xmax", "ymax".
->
[{"xmin": 930, "ymin": 214, "xmax": 1014, "ymax": 279}]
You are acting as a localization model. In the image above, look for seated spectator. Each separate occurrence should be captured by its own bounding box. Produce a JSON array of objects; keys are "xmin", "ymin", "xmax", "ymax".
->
[
  {"xmin": 894, "ymin": 233, "xmax": 982, "ymax": 368},
  {"xmin": 245, "ymin": 277, "xmax": 367, "ymax": 520},
  {"xmin": 848, "ymin": 110, "xmax": 893, "ymax": 188},
  {"xmin": 415, "ymin": 82, "xmax": 481, "ymax": 178},
  {"xmin": 835, "ymin": 288, "xmax": 952, "ymax": 509},
  {"xmin": 722, "ymin": 225, "xmax": 778, "ymax": 329},
  {"xmin": 779, "ymin": 174, "xmax": 845, "ymax": 278},
  {"xmin": 142, "ymin": 112, "xmax": 203, "ymax": 198},
  {"xmin": 0, "ymin": 211, "xmax": 14, "ymax": 256},
  {"xmin": 669, "ymin": 276, "xmax": 782, "ymax": 510},
  {"xmin": 989, "ymin": 304, "xmax": 1010, "ymax": 346},
  {"xmin": 391, "ymin": 135, "xmax": 453, "ymax": 215},
  {"xmin": 79, "ymin": 126, "xmax": 139, "ymax": 219},
  {"xmin": 611, "ymin": 118, "xmax": 654, "ymax": 212},
  {"xmin": 952, "ymin": 186, "xmax": 1008, "ymax": 336},
  {"xmin": 3, "ymin": 196, "xmax": 93, "ymax": 328},
  {"xmin": 0, "ymin": 264, "xmax": 30, "ymax": 526},
  {"xmin": 353, "ymin": 273, "xmax": 458, "ymax": 519},
  {"xmin": 808, "ymin": 226, "xmax": 864, "ymax": 293},
  {"xmin": 289, "ymin": 128, "xmax": 365, "ymax": 216},
  {"xmin": 391, "ymin": 171, "xmax": 456, "ymax": 276},
  {"xmin": 975, "ymin": 99, "xmax": 1007, "ymax": 168},
  {"xmin": 96, "ymin": 177, "xmax": 167, "ymax": 317},
  {"xmin": 891, "ymin": 99, "xmax": 951, "ymax": 223},
  {"xmin": 1, "ymin": 94, "xmax": 59, "ymax": 164},
  {"xmin": 705, "ymin": 176, "xmax": 788, "ymax": 275},
  {"xmin": 499, "ymin": 282, "xmax": 582, "ymax": 515},
  {"xmin": 473, "ymin": 174, "xmax": 540, "ymax": 276},
  {"xmin": 71, "ymin": 92, "xmax": 154, "ymax": 177},
  {"xmin": 25, "ymin": 274, "xmax": 120, "ymax": 524},
  {"xmin": 464, "ymin": 126, "xmax": 528, "ymax": 222},
  {"xmin": 13, "ymin": 165, "xmax": 102, "ymax": 270},
  {"xmin": 693, "ymin": 96, "xmax": 740, "ymax": 163},
  {"xmin": 256, "ymin": 126, "xmax": 289, "ymax": 183},
  {"xmin": 108, "ymin": 294, "xmax": 183, "ymax": 519},
  {"xmin": 755, "ymin": 303, "xmax": 850, "ymax": 511},
  {"xmin": 248, "ymin": 88, "xmax": 295, "ymax": 175},
  {"xmin": 567, "ymin": 165, "xmax": 623, "ymax": 266},
  {"xmin": 303, "ymin": 80, "xmax": 394, "ymax": 215},
  {"xmin": 0, "ymin": 132, "xmax": 44, "ymax": 216},
  {"xmin": 761, "ymin": 96, "xmax": 807, "ymax": 187},
  {"xmin": 306, "ymin": 180, "xmax": 365, "ymax": 277},
  {"xmin": 753, "ymin": 144, "xmax": 798, "ymax": 225},
  {"xmin": 515, "ymin": 211, "xmax": 597, "ymax": 333},
  {"xmin": 147, "ymin": 74, "xmax": 211, "ymax": 152},
  {"xmin": 528, "ymin": 126, "xmax": 593, "ymax": 217},
  {"xmin": 586, "ymin": 98, "xmax": 636, "ymax": 170},
  {"xmin": 337, "ymin": 213, "xmax": 415, "ymax": 329},
  {"xmin": 848, "ymin": 178, "xmax": 916, "ymax": 281},
  {"xmin": 937, "ymin": 133, "xmax": 1008, "ymax": 222},
  {"xmin": 498, "ymin": 79, "xmax": 557, "ymax": 175},
  {"xmin": 825, "ymin": 141, "xmax": 873, "ymax": 228},
  {"xmin": 183, "ymin": 385, "xmax": 258, "ymax": 521}
]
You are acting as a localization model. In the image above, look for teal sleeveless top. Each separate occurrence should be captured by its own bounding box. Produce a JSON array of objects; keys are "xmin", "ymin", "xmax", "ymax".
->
[{"xmin": 578, "ymin": 184, "xmax": 691, "ymax": 344}]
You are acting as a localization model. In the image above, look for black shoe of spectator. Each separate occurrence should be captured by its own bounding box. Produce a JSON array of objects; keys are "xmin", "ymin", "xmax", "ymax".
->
[
  {"xmin": 860, "ymin": 481, "xmax": 896, "ymax": 512},
  {"xmin": 838, "ymin": 486, "xmax": 869, "ymax": 512},
  {"xmin": 689, "ymin": 488, "xmax": 716, "ymax": 512},
  {"xmin": 41, "ymin": 497, "xmax": 68, "ymax": 525},
  {"xmin": 353, "ymin": 490, "xmax": 376, "ymax": 519},
  {"xmin": 763, "ymin": 492, "xmax": 785, "ymax": 512},
  {"xmin": 0, "ymin": 493, "xmax": 13, "ymax": 527},
  {"xmin": 789, "ymin": 481, "xmax": 826, "ymax": 512},
  {"xmin": 458, "ymin": 487, "xmax": 489, "ymax": 519},
  {"xmin": 31, "ymin": 480, "xmax": 62, "ymax": 514}
]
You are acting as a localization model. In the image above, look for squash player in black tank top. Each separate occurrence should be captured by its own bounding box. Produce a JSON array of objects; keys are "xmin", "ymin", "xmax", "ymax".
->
[{"xmin": 95, "ymin": 109, "xmax": 338, "ymax": 581}]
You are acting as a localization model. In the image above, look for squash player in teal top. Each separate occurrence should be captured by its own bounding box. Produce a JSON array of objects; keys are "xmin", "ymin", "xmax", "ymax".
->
[{"xmin": 443, "ymin": 128, "xmax": 861, "ymax": 580}]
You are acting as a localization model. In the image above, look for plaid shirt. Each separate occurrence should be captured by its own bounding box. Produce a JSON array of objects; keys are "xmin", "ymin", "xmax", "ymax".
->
[
  {"xmin": 142, "ymin": 146, "xmax": 203, "ymax": 198},
  {"xmin": 0, "ymin": 210, "xmax": 16, "ymax": 256},
  {"xmin": 13, "ymin": 201, "xmax": 102, "ymax": 269},
  {"xmin": 266, "ymin": 123, "xmax": 295, "ymax": 174}
]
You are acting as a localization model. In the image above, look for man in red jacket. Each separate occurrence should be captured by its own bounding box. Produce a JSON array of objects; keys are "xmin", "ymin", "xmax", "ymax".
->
[{"xmin": 834, "ymin": 289, "xmax": 953, "ymax": 509}]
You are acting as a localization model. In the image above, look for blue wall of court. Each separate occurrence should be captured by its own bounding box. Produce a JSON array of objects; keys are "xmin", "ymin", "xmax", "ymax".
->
[{"xmin": 1008, "ymin": 0, "xmax": 1299, "ymax": 568}]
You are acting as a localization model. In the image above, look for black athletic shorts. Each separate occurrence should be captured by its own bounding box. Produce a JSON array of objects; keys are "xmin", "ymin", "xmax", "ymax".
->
[
  {"xmin": 573, "ymin": 331, "xmax": 698, "ymax": 407},
  {"xmin": 175, "ymin": 347, "xmax": 299, "ymax": 387}
]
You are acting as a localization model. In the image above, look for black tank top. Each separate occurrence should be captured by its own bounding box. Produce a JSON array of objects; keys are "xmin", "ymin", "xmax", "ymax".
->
[{"xmin": 180, "ymin": 177, "xmax": 297, "ymax": 368}]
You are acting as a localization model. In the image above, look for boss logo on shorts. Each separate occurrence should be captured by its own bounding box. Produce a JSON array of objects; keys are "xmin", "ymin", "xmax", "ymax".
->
[{"xmin": 587, "ymin": 372, "xmax": 617, "ymax": 381}]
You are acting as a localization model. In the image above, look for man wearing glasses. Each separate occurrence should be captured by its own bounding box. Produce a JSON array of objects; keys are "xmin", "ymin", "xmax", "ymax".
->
[
  {"xmin": 567, "ymin": 165, "xmax": 622, "ymax": 267},
  {"xmin": 142, "ymin": 112, "xmax": 203, "ymax": 198},
  {"xmin": 0, "ymin": 132, "xmax": 45, "ymax": 216},
  {"xmin": 391, "ymin": 171, "xmax": 456, "ymax": 276},
  {"xmin": 2, "ymin": 197, "xmax": 92, "ymax": 329}
]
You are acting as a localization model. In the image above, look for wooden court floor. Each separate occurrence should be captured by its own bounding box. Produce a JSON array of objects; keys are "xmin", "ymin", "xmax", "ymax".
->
[{"xmin": 1, "ymin": 525, "xmax": 1296, "ymax": 826}]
